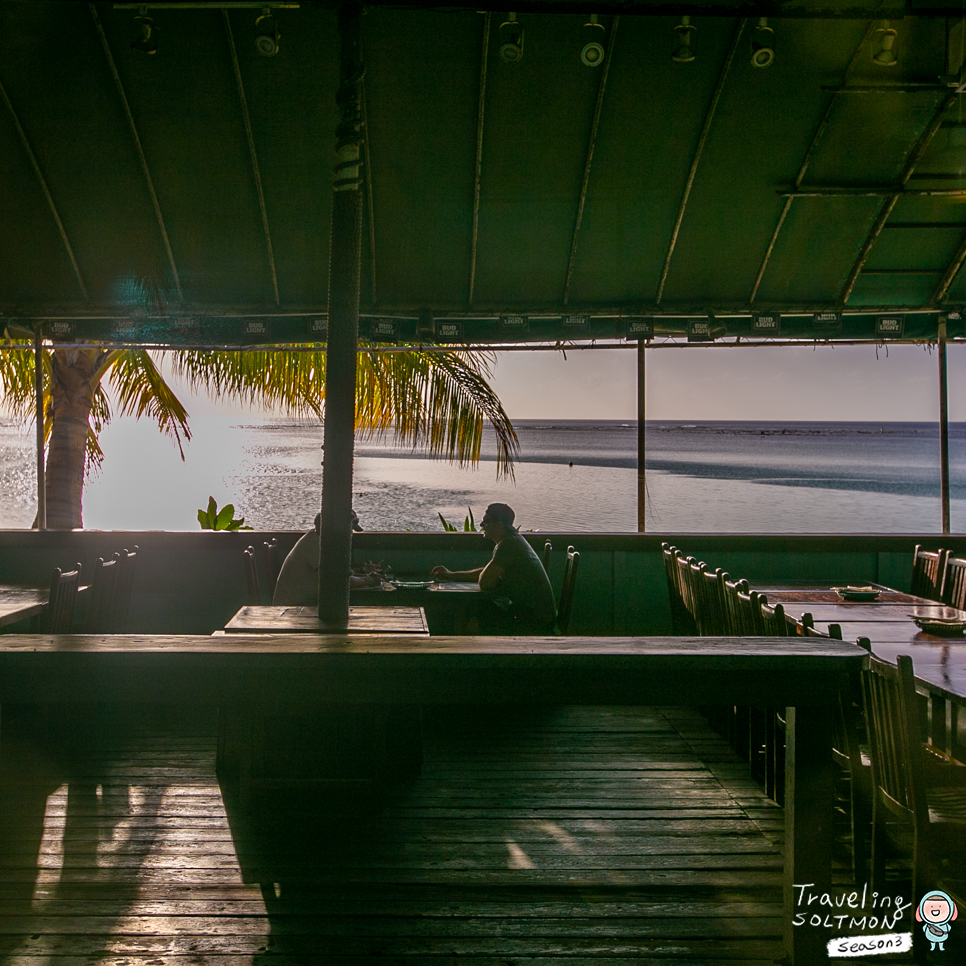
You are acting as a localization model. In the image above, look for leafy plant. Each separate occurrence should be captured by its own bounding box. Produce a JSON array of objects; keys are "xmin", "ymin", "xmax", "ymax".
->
[
  {"xmin": 197, "ymin": 496, "xmax": 252, "ymax": 531},
  {"xmin": 438, "ymin": 507, "xmax": 477, "ymax": 532}
]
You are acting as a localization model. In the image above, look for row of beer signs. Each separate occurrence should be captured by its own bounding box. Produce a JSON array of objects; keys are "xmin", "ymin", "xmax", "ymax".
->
[{"xmin": 674, "ymin": 313, "xmax": 907, "ymax": 342}]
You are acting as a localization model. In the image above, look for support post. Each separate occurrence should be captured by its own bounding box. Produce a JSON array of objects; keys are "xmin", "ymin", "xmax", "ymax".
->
[
  {"xmin": 34, "ymin": 327, "xmax": 46, "ymax": 531},
  {"xmin": 939, "ymin": 318, "xmax": 950, "ymax": 534},
  {"xmin": 318, "ymin": 0, "xmax": 364, "ymax": 630},
  {"xmin": 637, "ymin": 340, "xmax": 646, "ymax": 532}
]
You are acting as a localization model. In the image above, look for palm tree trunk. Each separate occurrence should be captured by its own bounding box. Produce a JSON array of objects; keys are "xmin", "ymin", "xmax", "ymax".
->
[
  {"xmin": 318, "ymin": 0, "xmax": 364, "ymax": 630},
  {"xmin": 45, "ymin": 348, "xmax": 103, "ymax": 529}
]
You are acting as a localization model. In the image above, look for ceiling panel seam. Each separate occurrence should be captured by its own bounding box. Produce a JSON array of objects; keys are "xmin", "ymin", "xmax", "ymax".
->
[
  {"xmin": 362, "ymin": 75, "xmax": 377, "ymax": 306},
  {"xmin": 88, "ymin": 2, "xmax": 183, "ymax": 303},
  {"xmin": 0, "ymin": 79, "xmax": 89, "ymax": 303},
  {"xmin": 749, "ymin": 22, "xmax": 875, "ymax": 305},
  {"xmin": 839, "ymin": 89, "xmax": 959, "ymax": 304},
  {"xmin": 223, "ymin": 10, "xmax": 280, "ymax": 307},
  {"xmin": 468, "ymin": 12, "xmax": 491, "ymax": 308},
  {"xmin": 655, "ymin": 18, "xmax": 744, "ymax": 305},
  {"xmin": 563, "ymin": 14, "xmax": 619, "ymax": 306}
]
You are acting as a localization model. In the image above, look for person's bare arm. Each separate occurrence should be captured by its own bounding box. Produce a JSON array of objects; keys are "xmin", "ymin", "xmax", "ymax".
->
[
  {"xmin": 430, "ymin": 565, "xmax": 485, "ymax": 582},
  {"xmin": 478, "ymin": 559, "xmax": 504, "ymax": 592}
]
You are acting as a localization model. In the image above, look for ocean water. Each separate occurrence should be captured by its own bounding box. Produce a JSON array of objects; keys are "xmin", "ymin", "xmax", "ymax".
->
[{"xmin": 1, "ymin": 417, "xmax": 965, "ymax": 532}]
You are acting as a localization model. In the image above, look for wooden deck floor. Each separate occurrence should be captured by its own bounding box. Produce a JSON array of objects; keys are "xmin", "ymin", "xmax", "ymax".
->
[{"xmin": 0, "ymin": 703, "xmax": 790, "ymax": 964}]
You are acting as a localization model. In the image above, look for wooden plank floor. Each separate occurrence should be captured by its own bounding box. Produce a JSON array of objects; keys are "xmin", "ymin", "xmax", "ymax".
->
[{"xmin": 0, "ymin": 703, "xmax": 789, "ymax": 965}]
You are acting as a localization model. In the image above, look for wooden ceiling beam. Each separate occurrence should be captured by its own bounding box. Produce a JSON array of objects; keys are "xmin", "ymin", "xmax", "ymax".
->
[
  {"xmin": 749, "ymin": 23, "xmax": 874, "ymax": 305},
  {"xmin": 563, "ymin": 14, "xmax": 618, "ymax": 306},
  {"xmin": 0, "ymin": 80, "xmax": 89, "ymax": 304},
  {"xmin": 838, "ymin": 90, "xmax": 958, "ymax": 304},
  {"xmin": 223, "ymin": 10, "xmax": 280, "ymax": 306},
  {"xmin": 655, "ymin": 18, "xmax": 743, "ymax": 306},
  {"xmin": 89, "ymin": 2, "xmax": 183, "ymax": 303},
  {"xmin": 467, "ymin": 12, "xmax": 491, "ymax": 308}
]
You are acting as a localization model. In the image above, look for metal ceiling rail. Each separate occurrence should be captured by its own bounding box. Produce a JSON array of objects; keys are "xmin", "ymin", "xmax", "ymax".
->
[
  {"xmin": 749, "ymin": 24, "xmax": 873, "ymax": 305},
  {"xmin": 655, "ymin": 18, "xmax": 743, "ymax": 305},
  {"xmin": 467, "ymin": 12, "xmax": 491, "ymax": 307},
  {"xmin": 89, "ymin": 3, "xmax": 183, "ymax": 303},
  {"xmin": 781, "ymin": 187, "xmax": 966, "ymax": 197},
  {"xmin": 931, "ymin": 230, "xmax": 966, "ymax": 304},
  {"xmin": 362, "ymin": 75, "xmax": 377, "ymax": 305},
  {"xmin": 839, "ymin": 90, "xmax": 958, "ymax": 304},
  {"xmin": 0, "ymin": 80, "xmax": 90, "ymax": 304},
  {"xmin": 563, "ymin": 15, "xmax": 618, "ymax": 306},
  {"xmin": 223, "ymin": 10, "xmax": 280, "ymax": 307}
]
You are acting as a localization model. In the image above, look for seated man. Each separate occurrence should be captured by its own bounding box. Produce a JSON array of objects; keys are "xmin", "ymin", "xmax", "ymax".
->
[
  {"xmin": 431, "ymin": 503, "xmax": 556, "ymax": 634},
  {"xmin": 273, "ymin": 509, "xmax": 377, "ymax": 605}
]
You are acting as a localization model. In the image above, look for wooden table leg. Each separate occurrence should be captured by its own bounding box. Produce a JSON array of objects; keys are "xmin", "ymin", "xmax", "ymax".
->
[{"xmin": 784, "ymin": 704, "xmax": 834, "ymax": 966}]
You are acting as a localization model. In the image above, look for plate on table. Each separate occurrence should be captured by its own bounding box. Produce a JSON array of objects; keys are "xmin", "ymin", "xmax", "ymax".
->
[
  {"xmin": 391, "ymin": 580, "xmax": 435, "ymax": 590},
  {"xmin": 832, "ymin": 586, "xmax": 881, "ymax": 602},
  {"xmin": 909, "ymin": 615, "xmax": 966, "ymax": 636}
]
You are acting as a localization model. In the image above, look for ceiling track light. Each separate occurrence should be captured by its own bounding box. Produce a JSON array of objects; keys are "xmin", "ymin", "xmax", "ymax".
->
[
  {"xmin": 131, "ymin": 6, "xmax": 158, "ymax": 55},
  {"xmin": 873, "ymin": 21, "xmax": 898, "ymax": 67},
  {"xmin": 581, "ymin": 13, "xmax": 605, "ymax": 68},
  {"xmin": 499, "ymin": 12, "xmax": 524, "ymax": 64},
  {"xmin": 672, "ymin": 16, "xmax": 695, "ymax": 64},
  {"xmin": 255, "ymin": 7, "xmax": 280, "ymax": 57},
  {"xmin": 750, "ymin": 17, "xmax": 774, "ymax": 69}
]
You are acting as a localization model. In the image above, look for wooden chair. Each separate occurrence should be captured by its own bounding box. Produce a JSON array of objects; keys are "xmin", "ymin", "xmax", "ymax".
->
[
  {"xmin": 687, "ymin": 558, "xmax": 710, "ymax": 632},
  {"xmin": 46, "ymin": 564, "xmax": 83, "ymax": 633},
  {"xmin": 556, "ymin": 547, "xmax": 579, "ymax": 635},
  {"xmin": 263, "ymin": 539, "xmax": 281, "ymax": 597},
  {"xmin": 243, "ymin": 547, "xmax": 261, "ymax": 605},
  {"xmin": 661, "ymin": 543, "xmax": 694, "ymax": 635},
  {"xmin": 697, "ymin": 567, "xmax": 728, "ymax": 635},
  {"xmin": 735, "ymin": 589, "xmax": 765, "ymax": 635},
  {"xmin": 541, "ymin": 539, "xmax": 552, "ymax": 574},
  {"xmin": 759, "ymin": 601, "xmax": 788, "ymax": 636},
  {"xmin": 721, "ymin": 576, "xmax": 748, "ymax": 635},
  {"xmin": 863, "ymin": 654, "xmax": 966, "ymax": 906},
  {"xmin": 110, "ymin": 546, "xmax": 138, "ymax": 633},
  {"xmin": 940, "ymin": 554, "xmax": 966, "ymax": 610},
  {"xmin": 911, "ymin": 545, "xmax": 949, "ymax": 601},
  {"xmin": 675, "ymin": 554, "xmax": 700, "ymax": 634},
  {"xmin": 85, "ymin": 556, "xmax": 119, "ymax": 633}
]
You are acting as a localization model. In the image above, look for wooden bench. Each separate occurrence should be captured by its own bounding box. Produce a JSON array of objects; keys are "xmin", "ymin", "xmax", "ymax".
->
[{"xmin": 0, "ymin": 634, "xmax": 866, "ymax": 966}]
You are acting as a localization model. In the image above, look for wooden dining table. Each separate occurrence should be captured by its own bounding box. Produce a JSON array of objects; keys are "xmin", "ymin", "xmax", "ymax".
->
[
  {"xmin": 225, "ymin": 605, "xmax": 430, "ymax": 636},
  {"xmin": 757, "ymin": 583, "xmax": 966, "ymax": 762},
  {"xmin": 352, "ymin": 580, "xmax": 481, "ymax": 634},
  {"xmin": 0, "ymin": 584, "xmax": 49, "ymax": 628}
]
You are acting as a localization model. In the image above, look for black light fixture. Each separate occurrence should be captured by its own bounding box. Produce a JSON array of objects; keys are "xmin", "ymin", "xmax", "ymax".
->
[
  {"xmin": 672, "ymin": 16, "xmax": 695, "ymax": 63},
  {"xmin": 873, "ymin": 21, "xmax": 898, "ymax": 66},
  {"xmin": 750, "ymin": 18, "xmax": 774, "ymax": 68},
  {"xmin": 255, "ymin": 7, "xmax": 280, "ymax": 57},
  {"xmin": 499, "ymin": 13, "xmax": 524, "ymax": 64},
  {"xmin": 131, "ymin": 6, "xmax": 158, "ymax": 55},
  {"xmin": 581, "ymin": 14, "xmax": 605, "ymax": 67}
]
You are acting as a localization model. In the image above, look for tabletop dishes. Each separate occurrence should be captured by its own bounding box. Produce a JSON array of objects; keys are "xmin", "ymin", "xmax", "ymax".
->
[
  {"xmin": 909, "ymin": 615, "xmax": 966, "ymax": 636},
  {"xmin": 832, "ymin": 586, "xmax": 881, "ymax": 602},
  {"xmin": 391, "ymin": 580, "xmax": 436, "ymax": 590}
]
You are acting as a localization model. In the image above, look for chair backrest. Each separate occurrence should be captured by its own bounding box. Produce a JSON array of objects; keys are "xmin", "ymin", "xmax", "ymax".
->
[
  {"xmin": 940, "ymin": 554, "xmax": 966, "ymax": 609},
  {"xmin": 542, "ymin": 539, "xmax": 552, "ymax": 574},
  {"xmin": 862, "ymin": 654, "xmax": 928, "ymax": 830},
  {"xmin": 721, "ymin": 575, "xmax": 748, "ymax": 635},
  {"xmin": 556, "ymin": 547, "xmax": 580, "ymax": 634},
  {"xmin": 697, "ymin": 567, "xmax": 727, "ymax": 635},
  {"xmin": 687, "ymin": 558, "xmax": 709, "ymax": 631},
  {"xmin": 759, "ymin": 600, "xmax": 788, "ymax": 636},
  {"xmin": 662, "ymin": 543, "xmax": 691, "ymax": 634},
  {"xmin": 735, "ymin": 588, "xmax": 765, "ymax": 635},
  {"xmin": 262, "ymin": 539, "xmax": 281, "ymax": 596},
  {"xmin": 110, "ymin": 546, "xmax": 139, "ymax": 633},
  {"xmin": 86, "ymin": 556, "xmax": 119, "ymax": 633},
  {"xmin": 243, "ymin": 546, "xmax": 261, "ymax": 605},
  {"xmin": 47, "ymin": 563, "xmax": 83, "ymax": 633},
  {"xmin": 911, "ymin": 545, "xmax": 949, "ymax": 601}
]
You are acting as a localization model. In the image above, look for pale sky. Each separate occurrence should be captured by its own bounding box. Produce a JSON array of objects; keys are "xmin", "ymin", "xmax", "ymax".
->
[{"xmin": 169, "ymin": 341, "xmax": 965, "ymax": 424}]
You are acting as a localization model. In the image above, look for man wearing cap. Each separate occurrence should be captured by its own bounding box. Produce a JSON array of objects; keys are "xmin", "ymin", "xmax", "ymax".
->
[{"xmin": 431, "ymin": 503, "xmax": 557, "ymax": 634}]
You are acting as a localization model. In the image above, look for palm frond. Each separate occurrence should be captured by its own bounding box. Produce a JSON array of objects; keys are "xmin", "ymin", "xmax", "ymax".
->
[
  {"xmin": 0, "ymin": 342, "xmax": 40, "ymax": 423},
  {"xmin": 107, "ymin": 349, "xmax": 191, "ymax": 459},
  {"xmin": 171, "ymin": 345, "xmax": 518, "ymax": 476}
]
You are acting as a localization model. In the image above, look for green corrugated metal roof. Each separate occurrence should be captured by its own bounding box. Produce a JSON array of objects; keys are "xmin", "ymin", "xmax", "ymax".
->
[{"xmin": 4, "ymin": 2, "xmax": 966, "ymax": 336}]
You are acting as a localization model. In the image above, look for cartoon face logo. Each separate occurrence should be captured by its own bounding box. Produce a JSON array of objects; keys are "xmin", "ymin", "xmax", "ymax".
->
[{"xmin": 916, "ymin": 890, "xmax": 958, "ymax": 951}]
